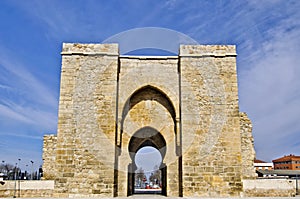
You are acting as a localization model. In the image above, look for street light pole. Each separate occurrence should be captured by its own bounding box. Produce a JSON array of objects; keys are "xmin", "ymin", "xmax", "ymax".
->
[
  {"xmin": 25, "ymin": 165, "xmax": 28, "ymax": 180},
  {"xmin": 18, "ymin": 159, "xmax": 21, "ymax": 197},
  {"xmin": 13, "ymin": 163, "xmax": 17, "ymax": 198},
  {"xmin": 30, "ymin": 161, "xmax": 34, "ymax": 180},
  {"xmin": 296, "ymin": 174, "xmax": 299, "ymax": 195},
  {"xmin": 18, "ymin": 159, "xmax": 21, "ymax": 179}
]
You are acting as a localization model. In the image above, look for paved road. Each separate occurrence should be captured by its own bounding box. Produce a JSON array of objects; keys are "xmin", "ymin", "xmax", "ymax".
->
[{"xmin": 134, "ymin": 188, "xmax": 162, "ymax": 194}]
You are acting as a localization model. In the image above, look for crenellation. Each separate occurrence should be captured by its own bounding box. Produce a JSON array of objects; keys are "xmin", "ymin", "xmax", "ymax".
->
[{"xmin": 61, "ymin": 43, "xmax": 119, "ymax": 55}]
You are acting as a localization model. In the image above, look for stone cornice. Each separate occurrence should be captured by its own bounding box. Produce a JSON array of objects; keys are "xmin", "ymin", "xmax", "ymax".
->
[
  {"xmin": 61, "ymin": 43, "xmax": 119, "ymax": 56},
  {"xmin": 179, "ymin": 45, "xmax": 237, "ymax": 57}
]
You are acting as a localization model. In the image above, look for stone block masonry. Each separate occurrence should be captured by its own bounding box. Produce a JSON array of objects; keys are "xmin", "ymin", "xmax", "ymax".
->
[
  {"xmin": 42, "ymin": 43, "xmax": 257, "ymax": 197},
  {"xmin": 43, "ymin": 135, "xmax": 57, "ymax": 180},
  {"xmin": 242, "ymin": 179, "xmax": 297, "ymax": 197},
  {"xmin": 0, "ymin": 180, "xmax": 54, "ymax": 198}
]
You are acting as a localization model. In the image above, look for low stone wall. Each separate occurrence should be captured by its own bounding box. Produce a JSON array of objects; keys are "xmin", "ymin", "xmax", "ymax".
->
[
  {"xmin": 0, "ymin": 180, "xmax": 54, "ymax": 198},
  {"xmin": 1, "ymin": 179, "xmax": 298, "ymax": 198},
  {"xmin": 243, "ymin": 179, "xmax": 297, "ymax": 197}
]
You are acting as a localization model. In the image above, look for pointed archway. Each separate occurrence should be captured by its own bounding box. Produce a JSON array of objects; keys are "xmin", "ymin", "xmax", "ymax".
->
[
  {"xmin": 114, "ymin": 85, "xmax": 182, "ymax": 197},
  {"xmin": 127, "ymin": 127, "xmax": 167, "ymax": 196}
]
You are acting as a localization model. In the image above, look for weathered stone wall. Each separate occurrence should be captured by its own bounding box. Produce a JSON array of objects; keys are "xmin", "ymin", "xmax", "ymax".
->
[
  {"xmin": 1, "ymin": 179, "xmax": 297, "ymax": 198},
  {"xmin": 43, "ymin": 134, "xmax": 57, "ymax": 180},
  {"xmin": 240, "ymin": 112, "xmax": 257, "ymax": 179},
  {"xmin": 53, "ymin": 43, "xmax": 119, "ymax": 197},
  {"xmin": 242, "ymin": 179, "xmax": 297, "ymax": 197},
  {"xmin": 42, "ymin": 43, "xmax": 258, "ymax": 197},
  {"xmin": 179, "ymin": 45, "xmax": 243, "ymax": 196},
  {"xmin": 0, "ymin": 180, "xmax": 54, "ymax": 198}
]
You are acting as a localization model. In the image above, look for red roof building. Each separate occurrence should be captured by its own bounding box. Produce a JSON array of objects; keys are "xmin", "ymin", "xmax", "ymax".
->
[{"xmin": 272, "ymin": 154, "xmax": 300, "ymax": 170}]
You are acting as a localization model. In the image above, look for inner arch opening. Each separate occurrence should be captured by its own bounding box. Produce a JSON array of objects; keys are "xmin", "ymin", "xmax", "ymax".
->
[
  {"xmin": 127, "ymin": 127, "xmax": 167, "ymax": 196},
  {"xmin": 135, "ymin": 146, "xmax": 162, "ymax": 193},
  {"xmin": 135, "ymin": 146, "xmax": 162, "ymax": 173}
]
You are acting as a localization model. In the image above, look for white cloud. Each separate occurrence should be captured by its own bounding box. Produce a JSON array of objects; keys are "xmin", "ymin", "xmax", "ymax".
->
[
  {"xmin": 0, "ymin": 103, "xmax": 34, "ymax": 124},
  {"xmin": 9, "ymin": 0, "xmax": 114, "ymax": 41},
  {"xmin": 11, "ymin": 1, "xmax": 75, "ymax": 38},
  {"xmin": 0, "ymin": 100, "xmax": 57, "ymax": 130},
  {"xmin": 238, "ymin": 3, "xmax": 300, "ymax": 160},
  {"xmin": 0, "ymin": 45, "xmax": 58, "ymax": 139},
  {"xmin": 0, "ymin": 49, "xmax": 57, "ymax": 108},
  {"xmin": 171, "ymin": 0, "xmax": 300, "ymax": 161},
  {"xmin": 0, "ymin": 84, "xmax": 12, "ymax": 90}
]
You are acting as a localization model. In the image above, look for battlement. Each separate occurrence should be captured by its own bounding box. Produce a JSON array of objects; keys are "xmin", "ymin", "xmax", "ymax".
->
[
  {"xmin": 61, "ymin": 43, "xmax": 119, "ymax": 56},
  {"xmin": 180, "ymin": 45, "xmax": 237, "ymax": 57},
  {"xmin": 60, "ymin": 43, "xmax": 237, "ymax": 58}
]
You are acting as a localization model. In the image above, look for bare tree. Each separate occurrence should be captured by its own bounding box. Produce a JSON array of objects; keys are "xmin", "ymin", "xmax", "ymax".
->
[
  {"xmin": 149, "ymin": 165, "xmax": 161, "ymax": 185},
  {"xmin": 0, "ymin": 162, "xmax": 18, "ymax": 180},
  {"xmin": 0, "ymin": 163, "xmax": 14, "ymax": 174},
  {"xmin": 135, "ymin": 167, "xmax": 146, "ymax": 187}
]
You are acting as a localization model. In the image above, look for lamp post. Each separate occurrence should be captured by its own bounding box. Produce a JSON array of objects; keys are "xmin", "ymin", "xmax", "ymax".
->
[
  {"xmin": 25, "ymin": 165, "xmax": 28, "ymax": 180},
  {"xmin": 1, "ymin": 161, "xmax": 5, "ymax": 174},
  {"xmin": 18, "ymin": 159, "xmax": 21, "ymax": 179},
  {"xmin": 296, "ymin": 174, "xmax": 299, "ymax": 195},
  {"xmin": 18, "ymin": 159, "xmax": 21, "ymax": 197},
  {"xmin": 13, "ymin": 162, "xmax": 17, "ymax": 198},
  {"xmin": 30, "ymin": 161, "xmax": 34, "ymax": 180}
]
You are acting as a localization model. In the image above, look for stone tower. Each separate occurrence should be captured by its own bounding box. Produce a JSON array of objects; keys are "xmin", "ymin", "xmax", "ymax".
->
[{"xmin": 43, "ymin": 43, "xmax": 256, "ymax": 197}]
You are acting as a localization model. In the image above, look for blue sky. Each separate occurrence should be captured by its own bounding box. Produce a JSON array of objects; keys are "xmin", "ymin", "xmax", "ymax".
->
[{"xmin": 0, "ymin": 0, "xmax": 299, "ymax": 171}]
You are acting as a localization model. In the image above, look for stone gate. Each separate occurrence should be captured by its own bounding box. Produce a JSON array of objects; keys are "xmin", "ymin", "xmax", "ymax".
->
[{"xmin": 43, "ymin": 43, "xmax": 256, "ymax": 197}]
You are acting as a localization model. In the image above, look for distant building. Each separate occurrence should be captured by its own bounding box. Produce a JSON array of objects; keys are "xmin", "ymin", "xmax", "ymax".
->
[
  {"xmin": 273, "ymin": 154, "xmax": 300, "ymax": 170},
  {"xmin": 256, "ymin": 169, "xmax": 300, "ymax": 178},
  {"xmin": 254, "ymin": 159, "xmax": 273, "ymax": 170}
]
